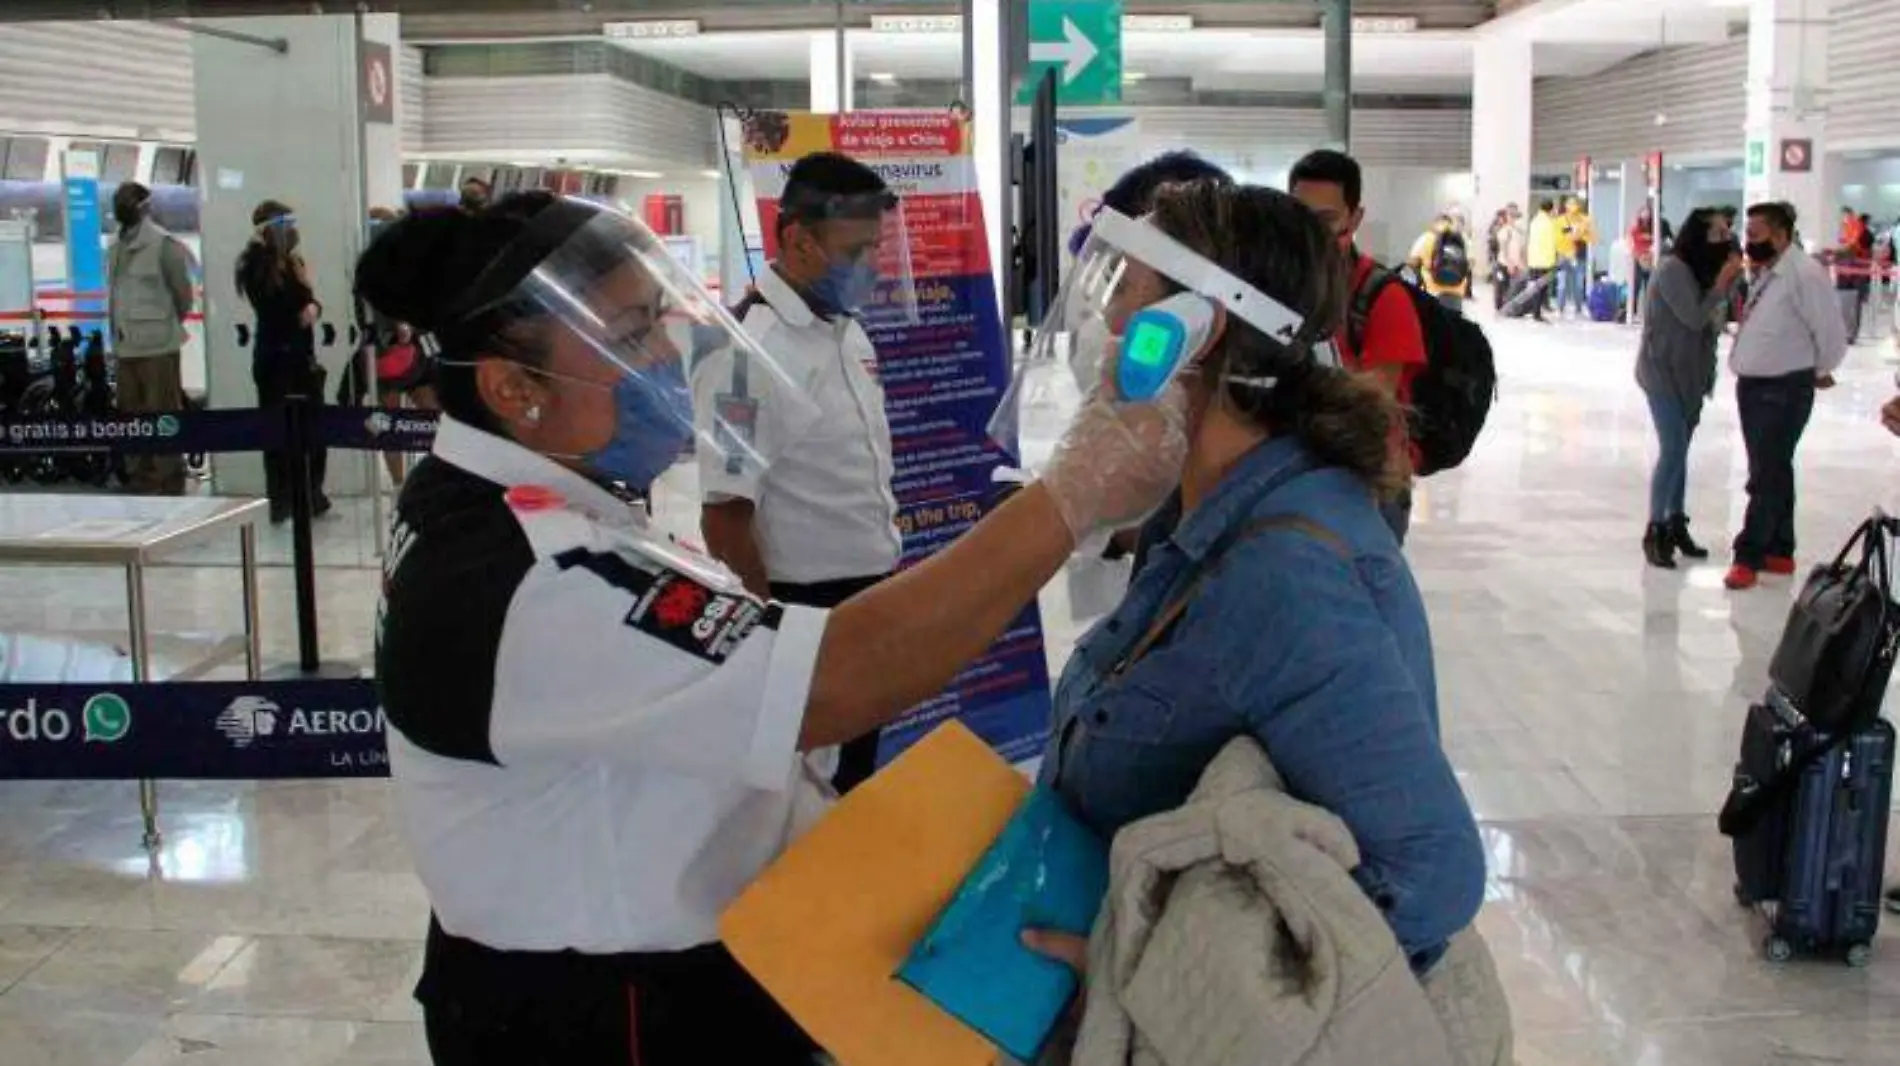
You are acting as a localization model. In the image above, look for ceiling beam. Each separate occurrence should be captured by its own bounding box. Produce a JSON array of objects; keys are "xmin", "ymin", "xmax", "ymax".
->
[{"xmin": 0, "ymin": 1, "xmax": 1495, "ymax": 33}]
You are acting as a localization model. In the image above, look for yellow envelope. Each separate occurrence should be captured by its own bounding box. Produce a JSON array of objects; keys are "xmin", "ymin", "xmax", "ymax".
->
[{"xmin": 720, "ymin": 721, "xmax": 1030, "ymax": 1066}]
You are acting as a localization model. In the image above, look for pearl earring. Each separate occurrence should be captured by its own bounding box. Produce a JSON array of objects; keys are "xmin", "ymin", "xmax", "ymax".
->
[{"xmin": 525, "ymin": 405, "xmax": 541, "ymax": 426}]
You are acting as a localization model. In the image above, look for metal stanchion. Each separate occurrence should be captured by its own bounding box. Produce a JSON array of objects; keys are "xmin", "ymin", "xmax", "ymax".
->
[
  {"xmin": 263, "ymin": 391, "xmax": 358, "ymax": 681},
  {"xmin": 125, "ymin": 559, "xmax": 161, "ymax": 849}
]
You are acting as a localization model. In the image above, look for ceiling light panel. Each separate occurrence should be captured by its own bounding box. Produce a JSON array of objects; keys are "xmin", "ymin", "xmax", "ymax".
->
[
  {"xmin": 870, "ymin": 14, "xmax": 963, "ymax": 33},
  {"xmin": 602, "ymin": 20, "xmax": 700, "ymax": 40},
  {"xmin": 1123, "ymin": 15, "xmax": 1195, "ymax": 32},
  {"xmin": 1351, "ymin": 16, "xmax": 1420, "ymax": 33}
]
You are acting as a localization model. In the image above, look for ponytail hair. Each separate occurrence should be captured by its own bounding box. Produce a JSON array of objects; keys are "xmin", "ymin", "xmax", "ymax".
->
[{"xmin": 1147, "ymin": 180, "xmax": 1409, "ymax": 498}]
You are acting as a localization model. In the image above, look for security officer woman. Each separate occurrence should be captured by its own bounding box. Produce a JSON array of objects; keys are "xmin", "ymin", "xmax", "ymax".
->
[{"xmin": 358, "ymin": 192, "xmax": 1187, "ymax": 1066}]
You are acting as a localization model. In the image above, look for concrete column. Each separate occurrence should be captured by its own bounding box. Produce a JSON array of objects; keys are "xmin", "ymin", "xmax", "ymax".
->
[
  {"xmin": 1322, "ymin": 0, "xmax": 1352, "ymax": 152},
  {"xmin": 1470, "ymin": 32, "xmax": 1533, "ymax": 243},
  {"xmin": 192, "ymin": 15, "xmax": 390, "ymax": 496},
  {"xmin": 1743, "ymin": 0, "xmax": 1830, "ymax": 234},
  {"xmin": 808, "ymin": 29, "xmax": 854, "ymax": 114},
  {"xmin": 361, "ymin": 14, "xmax": 406, "ymax": 216}
]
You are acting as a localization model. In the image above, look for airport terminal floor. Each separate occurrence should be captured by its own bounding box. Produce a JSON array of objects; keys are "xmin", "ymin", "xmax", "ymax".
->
[{"xmin": 2, "ymin": 304, "xmax": 1900, "ymax": 1065}]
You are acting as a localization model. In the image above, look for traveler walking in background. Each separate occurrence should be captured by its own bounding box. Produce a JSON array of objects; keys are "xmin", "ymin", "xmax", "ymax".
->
[
  {"xmin": 1526, "ymin": 200, "xmax": 1559, "ymax": 323},
  {"xmin": 1628, "ymin": 203, "xmax": 1673, "ymax": 324},
  {"xmin": 1725, "ymin": 201, "xmax": 1849, "ymax": 591},
  {"xmin": 1635, "ymin": 208, "xmax": 1742, "ymax": 569},
  {"xmin": 695, "ymin": 152, "xmax": 905, "ymax": 794},
  {"xmin": 1493, "ymin": 203, "xmax": 1527, "ymax": 313},
  {"xmin": 1839, "ymin": 206, "xmax": 1866, "ymax": 252},
  {"xmin": 106, "ymin": 181, "xmax": 195, "ymax": 496},
  {"xmin": 1556, "ymin": 196, "xmax": 1597, "ymax": 318},
  {"xmin": 1289, "ymin": 148, "xmax": 1426, "ymax": 542},
  {"xmin": 1407, "ymin": 215, "xmax": 1472, "ymax": 314},
  {"xmin": 1833, "ymin": 209, "xmax": 1875, "ymax": 344},
  {"xmin": 236, "ymin": 200, "xmax": 330, "ymax": 524}
]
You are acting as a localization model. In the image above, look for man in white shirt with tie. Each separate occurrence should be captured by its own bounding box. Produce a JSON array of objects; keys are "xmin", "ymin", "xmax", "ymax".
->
[{"xmin": 1725, "ymin": 201, "xmax": 1849, "ymax": 591}]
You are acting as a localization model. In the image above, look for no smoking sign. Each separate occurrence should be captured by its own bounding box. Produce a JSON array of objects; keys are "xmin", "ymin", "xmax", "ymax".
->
[
  {"xmin": 361, "ymin": 40, "xmax": 395, "ymax": 125},
  {"xmin": 1779, "ymin": 138, "xmax": 1813, "ymax": 174}
]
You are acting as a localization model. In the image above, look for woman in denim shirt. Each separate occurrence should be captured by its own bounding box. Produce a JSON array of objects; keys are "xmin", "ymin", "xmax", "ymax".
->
[{"xmin": 1039, "ymin": 181, "xmax": 1485, "ymax": 973}]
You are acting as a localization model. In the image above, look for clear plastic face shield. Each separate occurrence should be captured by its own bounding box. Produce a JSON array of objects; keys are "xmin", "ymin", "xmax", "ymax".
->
[
  {"xmin": 779, "ymin": 189, "xmax": 919, "ymax": 326},
  {"xmin": 450, "ymin": 203, "xmax": 818, "ymax": 493},
  {"xmin": 988, "ymin": 207, "xmax": 1339, "ymax": 474}
]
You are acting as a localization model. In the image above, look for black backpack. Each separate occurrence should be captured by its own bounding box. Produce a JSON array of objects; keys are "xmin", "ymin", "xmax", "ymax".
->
[
  {"xmin": 1349, "ymin": 266, "xmax": 1497, "ymax": 476},
  {"xmin": 1429, "ymin": 231, "xmax": 1471, "ymax": 288}
]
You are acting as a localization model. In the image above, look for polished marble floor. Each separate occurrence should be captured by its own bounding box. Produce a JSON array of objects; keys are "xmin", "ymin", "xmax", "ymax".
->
[{"xmin": 3, "ymin": 304, "xmax": 1900, "ymax": 1064}]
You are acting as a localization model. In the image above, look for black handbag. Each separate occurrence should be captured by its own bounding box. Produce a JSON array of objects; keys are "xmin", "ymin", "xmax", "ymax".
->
[
  {"xmin": 1719, "ymin": 512, "xmax": 1900, "ymax": 839},
  {"xmin": 1768, "ymin": 511, "xmax": 1900, "ymax": 733}
]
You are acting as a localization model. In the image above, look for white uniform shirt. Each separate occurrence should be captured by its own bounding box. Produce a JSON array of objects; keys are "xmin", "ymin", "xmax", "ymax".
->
[
  {"xmin": 1730, "ymin": 246, "xmax": 1850, "ymax": 379},
  {"xmin": 377, "ymin": 416, "xmax": 834, "ymax": 954},
  {"xmin": 693, "ymin": 267, "xmax": 902, "ymax": 584}
]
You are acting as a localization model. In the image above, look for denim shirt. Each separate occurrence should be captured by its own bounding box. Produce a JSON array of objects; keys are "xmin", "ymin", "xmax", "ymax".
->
[{"xmin": 1039, "ymin": 437, "xmax": 1485, "ymax": 969}]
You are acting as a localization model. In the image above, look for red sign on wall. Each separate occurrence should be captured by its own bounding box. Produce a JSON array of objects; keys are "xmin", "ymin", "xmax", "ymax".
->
[
  {"xmin": 1780, "ymin": 138, "xmax": 1813, "ymax": 173},
  {"xmin": 361, "ymin": 40, "xmax": 395, "ymax": 126}
]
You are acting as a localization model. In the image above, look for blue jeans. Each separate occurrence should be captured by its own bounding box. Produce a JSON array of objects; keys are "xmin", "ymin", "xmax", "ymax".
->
[
  {"xmin": 1559, "ymin": 259, "xmax": 1588, "ymax": 314},
  {"xmin": 1644, "ymin": 390, "xmax": 1699, "ymax": 523}
]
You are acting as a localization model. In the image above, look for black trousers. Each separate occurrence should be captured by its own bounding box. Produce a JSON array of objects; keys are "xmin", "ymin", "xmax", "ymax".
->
[
  {"xmin": 1733, "ymin": 370, "xmax": 1817, "ymax": 569},
  {"xmin": 418, "ymin": 919, "xmax": 817, "ymax": 1066},
  {"xmin": 771, "ymin": 571, "xmax": 892, "ymax": 793},
  {"xmin": 254, "ymin": 358, "xmax": 329, "ymax": 516}
]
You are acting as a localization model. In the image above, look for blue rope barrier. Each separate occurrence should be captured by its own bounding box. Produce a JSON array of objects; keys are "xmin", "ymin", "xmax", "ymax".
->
[
  {"xmin": 0, "ymin": 679, "xmax": 389, "ymax": 780},
  {"xmin": 0, "ymin": 406, "xmax": 439, "ymax": 456}
]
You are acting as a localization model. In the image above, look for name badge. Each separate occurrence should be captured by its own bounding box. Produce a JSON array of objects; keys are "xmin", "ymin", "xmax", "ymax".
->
[{"xmin": 714, "ymin": 393, "xmax": 760, "ymax": 475}]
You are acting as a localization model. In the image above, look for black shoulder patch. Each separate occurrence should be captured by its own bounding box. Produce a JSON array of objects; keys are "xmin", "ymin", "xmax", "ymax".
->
[
  {"xmin": 376, "ymin": 457, "xmax": 534, "ymax": 765},
  {"xmin": 552, "ymin": 548, "xmax": 772, "ymax": 664}
]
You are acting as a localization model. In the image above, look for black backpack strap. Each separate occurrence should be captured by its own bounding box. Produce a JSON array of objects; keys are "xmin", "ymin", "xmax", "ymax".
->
[{"xmin": 1348, "ymin": 264, "xmax": 1397, "ymax": 364}]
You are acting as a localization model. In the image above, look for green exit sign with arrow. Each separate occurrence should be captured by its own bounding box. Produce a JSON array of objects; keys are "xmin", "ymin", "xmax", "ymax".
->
[{"xmin": 1018, "ymin": 0, "xmax": 1124, "ymax": 106}]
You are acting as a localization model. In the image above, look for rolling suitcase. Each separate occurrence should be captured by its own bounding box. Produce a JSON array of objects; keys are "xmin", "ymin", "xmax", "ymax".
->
[
  {"xmin": 1724, "ymin": 511, "xmax": 1900, "ymax": 964},
  {"xmin": 1588, "ymin": 280, "xmax": 1621, "ymax": 323},
  {"xmin": 1500, "ymin": 273, "xmax": 1549, "ymax": 319},
  {"xmin": 1728, "ymin": 693, "xmax": 1894, "ymax": 965}
]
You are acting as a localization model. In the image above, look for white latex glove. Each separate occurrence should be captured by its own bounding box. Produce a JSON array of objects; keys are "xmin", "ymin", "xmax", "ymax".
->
[{"xmin": 1039, "ymin": 383, "xmax": 1189, "ymax": 544}]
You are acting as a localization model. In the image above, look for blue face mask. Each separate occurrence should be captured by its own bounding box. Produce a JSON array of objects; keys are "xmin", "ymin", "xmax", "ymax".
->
[
  {"xmin": 581, "ymin": 358, "xmax": 695, "ymax": 491},
  {"xmin": 809, "ymin": 255, "xmax": 880, "ymax": 315}
]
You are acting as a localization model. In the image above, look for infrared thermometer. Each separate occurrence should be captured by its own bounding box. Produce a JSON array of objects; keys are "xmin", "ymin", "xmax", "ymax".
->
[{"xmin": 1116, "ymin": 293, "xmax": 1217, "ymax": 402}]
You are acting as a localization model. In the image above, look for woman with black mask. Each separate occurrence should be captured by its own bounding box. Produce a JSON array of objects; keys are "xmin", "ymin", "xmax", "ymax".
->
[
  {"xmin": 1635, "ymin": 208, "xmax": 1743, "ymax": 568},
  {"xmin": 236, "ymin": 200, "xmax": 330, "ymax": 522}
]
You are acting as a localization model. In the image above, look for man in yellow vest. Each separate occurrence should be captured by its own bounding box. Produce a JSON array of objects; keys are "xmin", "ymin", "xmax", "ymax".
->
[
  {"xmin": 1526, "ymin": 200, "xmax": 1560, "ymax": 323},
  {"xmin": 1555, "ymin": 195, "xmax": 1598, "ymax": 318}
]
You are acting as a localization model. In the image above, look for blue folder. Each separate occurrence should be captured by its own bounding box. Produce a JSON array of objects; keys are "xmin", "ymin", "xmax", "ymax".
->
[{"xmin": 897, "ymin": 787, "xmax": 1110, "ymax": 1063}]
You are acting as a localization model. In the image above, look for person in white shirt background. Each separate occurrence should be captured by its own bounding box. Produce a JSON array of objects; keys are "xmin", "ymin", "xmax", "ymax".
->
[
  {"xmin": 697, "ymin": 152, "xmax": 904, "ymax": 792},
  {"xmin": 1724, "ymin": 200, "xmax": 1850, "ymax": 591}
]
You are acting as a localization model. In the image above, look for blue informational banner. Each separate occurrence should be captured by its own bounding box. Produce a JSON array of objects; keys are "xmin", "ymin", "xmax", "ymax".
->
[
  {"xmin": 61, "ymin": 153, "xmax": 105, "ymax": 302},
  {"xmin": 743, "ymin": 112, "xmax": 1053, "ymax": 765},
  {"xmin": 0, "ymin": 680, "xmax": 389, "ymax": 780}
]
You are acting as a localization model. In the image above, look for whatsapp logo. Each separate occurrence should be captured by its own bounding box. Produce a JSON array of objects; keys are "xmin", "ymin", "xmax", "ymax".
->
[
  {"xmin": 155, "ymin": 415, "xmax": 180, "ymax": 438},
  {"xmin": 82, "ymin": 693, "xmax": 131, "ymax": 743}
]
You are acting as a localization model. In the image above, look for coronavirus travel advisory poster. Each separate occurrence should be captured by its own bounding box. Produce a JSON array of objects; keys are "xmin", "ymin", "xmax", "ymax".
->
[{"xmin": 740, "ymin": 110, "xmax": 1051, "ymax": 764}]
